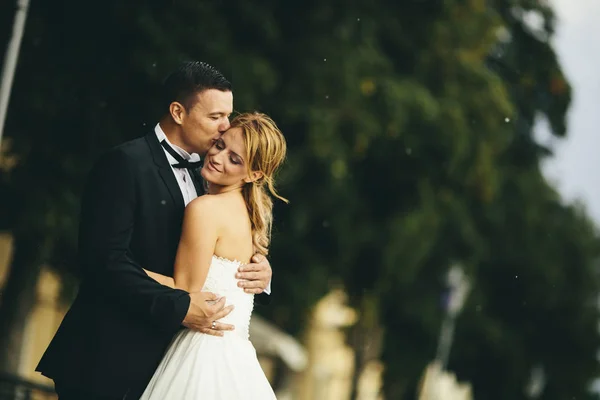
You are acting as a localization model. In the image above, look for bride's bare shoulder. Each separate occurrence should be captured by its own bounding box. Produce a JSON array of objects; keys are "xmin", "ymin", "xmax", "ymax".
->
[{"xmin": 184, "ymin": 195, "xmax": 226, "ymax": 219}]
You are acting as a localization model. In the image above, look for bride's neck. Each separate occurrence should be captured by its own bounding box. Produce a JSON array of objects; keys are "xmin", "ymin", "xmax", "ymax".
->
[{"xmin": 206, "ymin": 183, "xmax": 243, "ymax": 196}]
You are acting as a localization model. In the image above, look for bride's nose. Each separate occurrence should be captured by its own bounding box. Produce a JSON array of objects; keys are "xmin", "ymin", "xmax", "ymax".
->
[{"xmin": 211, "ymin": 153, "xmax": 223, "ymax": 165}]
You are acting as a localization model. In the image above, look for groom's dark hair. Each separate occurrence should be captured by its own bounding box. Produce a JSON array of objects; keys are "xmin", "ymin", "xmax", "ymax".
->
[{"xmin": 161, "ymin": 61, "xmax": 232, "ymax": 111}]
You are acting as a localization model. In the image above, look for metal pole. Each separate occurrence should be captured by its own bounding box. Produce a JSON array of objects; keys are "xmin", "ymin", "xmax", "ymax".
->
[
  {"xmin": 435, "ymin": 264, "xmax": 471, "ymax": 371},
  {"xmin": 435, "ymin": 314, "xmax": 456, "ymax": 370},
  {"xmin": 0, "ymin": 0, "xmax": 30, "ymax": 146}
]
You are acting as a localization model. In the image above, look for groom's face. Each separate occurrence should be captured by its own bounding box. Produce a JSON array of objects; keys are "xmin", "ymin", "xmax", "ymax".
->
[{"xmin": 179, "ymin": 89, "xmax": 233, "ymax": 155}]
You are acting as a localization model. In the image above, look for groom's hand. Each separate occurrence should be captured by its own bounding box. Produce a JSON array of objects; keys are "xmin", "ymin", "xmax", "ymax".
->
[
  {"xmin": 183, "ymin": 291, "xmax": 234, "ymax": 336},
  {"xmin": 236, "ymin": 254, "xmax": 272, "ymax": 294}
]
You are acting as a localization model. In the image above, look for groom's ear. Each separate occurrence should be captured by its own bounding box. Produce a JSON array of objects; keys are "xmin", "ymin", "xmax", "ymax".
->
[{"xmin": 169, "ymin": 102, "xmax": 186, "ymax": 125}]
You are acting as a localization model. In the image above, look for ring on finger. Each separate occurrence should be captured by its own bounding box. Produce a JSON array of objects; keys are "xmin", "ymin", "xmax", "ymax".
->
[{"xmin": 211, "ymin": 321, "xmax": 217, "ymax": 329}]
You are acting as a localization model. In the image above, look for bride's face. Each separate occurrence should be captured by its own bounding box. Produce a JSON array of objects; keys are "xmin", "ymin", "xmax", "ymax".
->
[{"xmin": 201, "ymin": 127, "xmax": 251, "ymax": 189}]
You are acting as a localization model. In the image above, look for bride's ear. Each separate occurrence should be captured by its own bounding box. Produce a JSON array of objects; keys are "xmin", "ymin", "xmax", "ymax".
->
[{"xmin": 244, "ymin": 171, "xmax": 264, "ymax": 184}]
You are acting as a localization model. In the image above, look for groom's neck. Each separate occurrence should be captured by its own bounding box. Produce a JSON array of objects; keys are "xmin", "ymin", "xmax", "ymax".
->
[{"xmin": 159, "ymin": 116, "xmax": 187, "ymax": 150}]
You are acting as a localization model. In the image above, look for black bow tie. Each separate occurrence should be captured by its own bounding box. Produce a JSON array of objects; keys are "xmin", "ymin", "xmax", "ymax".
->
[
  {"xmin": 160, "ymin": 139, "xmax": 205, "ymax": 195},
  {"xmin": 160, "ymin": 140, "xmax": 203, "ymax": 169}
]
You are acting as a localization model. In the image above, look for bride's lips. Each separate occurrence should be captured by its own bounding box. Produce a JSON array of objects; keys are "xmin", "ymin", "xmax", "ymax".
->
[{"xmin": 206, "ymin": 160, "xmax": 221, "ymax": 173}]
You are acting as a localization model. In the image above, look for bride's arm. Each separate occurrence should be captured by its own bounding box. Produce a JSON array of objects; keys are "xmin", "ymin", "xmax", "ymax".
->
[
  {"xmin": 143, "ymin": 269, "xmax": 174, "ymax": 288},
  {"xmin": 142, "ymin": 197, "xmax": 219, "ymax": 292},
  {"xmin": 173, "ymin": 197, "xmax": 220, "ymax": 293}
]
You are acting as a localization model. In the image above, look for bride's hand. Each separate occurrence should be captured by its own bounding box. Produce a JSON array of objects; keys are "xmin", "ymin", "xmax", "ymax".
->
[
  {"xmin": 236, "ymin": 254, "xmax": 272, "ymax": 294},
  {"xmin": 183, "ymin": 291, "xmax": 235, "ymax": 336}
]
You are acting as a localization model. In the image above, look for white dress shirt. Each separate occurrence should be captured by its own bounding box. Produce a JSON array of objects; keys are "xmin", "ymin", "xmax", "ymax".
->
[
  {"xmin": 155, "ymin": 124, "xmax": 271, "ymax": 294},
  {"xmin": 155, "ymin": 124, "xmax": 200, "ymax": 206}
]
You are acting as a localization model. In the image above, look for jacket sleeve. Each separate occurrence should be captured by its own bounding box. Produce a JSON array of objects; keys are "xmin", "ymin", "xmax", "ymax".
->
[{"xmin": 77, "ymin": 149, "xmax": 190, "ymax": 335}]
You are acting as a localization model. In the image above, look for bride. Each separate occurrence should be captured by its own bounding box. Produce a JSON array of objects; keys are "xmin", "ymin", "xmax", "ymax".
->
[{"xmin": 140, "ymin": 112, "xmax": 286, "ymax": 399}]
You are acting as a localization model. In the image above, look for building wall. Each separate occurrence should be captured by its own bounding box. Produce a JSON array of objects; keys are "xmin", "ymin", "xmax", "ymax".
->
[{"xmin": 0, "ymin": 232, "xmax": 64, "ymax": 385}]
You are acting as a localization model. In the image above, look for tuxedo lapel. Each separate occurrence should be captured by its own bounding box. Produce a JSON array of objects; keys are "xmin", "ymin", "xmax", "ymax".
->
[{"xmin": 145, "ymin": 132, "xmax": 185, "ymax": 207}]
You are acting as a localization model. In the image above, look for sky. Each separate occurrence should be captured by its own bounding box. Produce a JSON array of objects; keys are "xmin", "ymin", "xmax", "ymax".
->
[
  {"xmin": 542, "ymin": 2, "xmax": 600, "ymax": 392},
  {"xmin": 539, "ymin": 0, "xmax": 600, "ymax": 223}
]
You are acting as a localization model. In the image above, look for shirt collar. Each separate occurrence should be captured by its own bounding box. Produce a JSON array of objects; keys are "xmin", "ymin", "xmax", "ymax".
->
[{"xmin": 154, "ymin": 123, "xmax": 201, "ymax": 165}]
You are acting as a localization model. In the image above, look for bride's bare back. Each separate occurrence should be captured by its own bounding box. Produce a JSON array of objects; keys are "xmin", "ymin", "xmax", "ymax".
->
[
  {"xmin": 172, "ymin": 191, "xmax": 253, "ymax": 293},
  {"xmin": 208, "ymin": 191, "xmax": 254, "ymax": 263}
]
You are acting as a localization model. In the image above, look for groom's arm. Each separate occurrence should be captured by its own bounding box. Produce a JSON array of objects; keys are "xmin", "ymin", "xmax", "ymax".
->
[{"xmin": 78, "ymin": 149, "xmax": 190, "ymax": 335}]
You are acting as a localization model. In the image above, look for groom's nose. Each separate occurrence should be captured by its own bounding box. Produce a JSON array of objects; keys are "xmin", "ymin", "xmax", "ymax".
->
[{"xmin": 219, "ymin": 117, "xmax": 230, "ymax": 132}]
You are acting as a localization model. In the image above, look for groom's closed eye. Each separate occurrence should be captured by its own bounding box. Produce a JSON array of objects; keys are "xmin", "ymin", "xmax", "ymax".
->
[{"xmin": 209, "ymin": 112, "xmax": 228, "ymax": 120}]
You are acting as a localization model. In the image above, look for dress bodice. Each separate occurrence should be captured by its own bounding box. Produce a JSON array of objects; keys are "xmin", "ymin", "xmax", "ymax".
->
[{"xmin": 202, "ymin": 255, "xmax": 254, "ymax": 340}]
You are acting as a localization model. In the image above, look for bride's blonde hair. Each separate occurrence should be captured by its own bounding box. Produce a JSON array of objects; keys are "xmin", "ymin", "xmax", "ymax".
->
[{"xmin": 231, "ymin": 112, "xmax": 288, "ymax": 255}]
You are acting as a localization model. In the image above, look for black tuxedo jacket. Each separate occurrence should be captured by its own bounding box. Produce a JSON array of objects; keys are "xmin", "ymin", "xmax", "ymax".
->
[{"xmin": 36, "ymin": 132, "xmax": 264, "ymax": 398}]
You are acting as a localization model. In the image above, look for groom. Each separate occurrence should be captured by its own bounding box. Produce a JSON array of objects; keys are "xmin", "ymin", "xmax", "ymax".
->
[{"xmin": 36, "ymin": 61, "xmax": 273, "ymax": 399}]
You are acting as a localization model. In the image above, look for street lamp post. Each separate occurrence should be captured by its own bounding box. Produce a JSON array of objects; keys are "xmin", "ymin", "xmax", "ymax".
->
[{"xmin": 0, "ymin": 0, "xmax": 30, "ymax": 146}]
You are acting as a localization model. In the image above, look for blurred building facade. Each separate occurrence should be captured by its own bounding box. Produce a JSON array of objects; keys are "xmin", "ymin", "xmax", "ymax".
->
[{"xmin": 418, "ymin": 362, "xmax": 473, "ymax": 400}]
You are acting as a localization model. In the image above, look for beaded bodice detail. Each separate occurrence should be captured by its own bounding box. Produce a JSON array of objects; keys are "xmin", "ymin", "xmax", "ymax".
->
[{"xmin": 202, "ymin": 255, "xmax": 254, "ymax": 340}]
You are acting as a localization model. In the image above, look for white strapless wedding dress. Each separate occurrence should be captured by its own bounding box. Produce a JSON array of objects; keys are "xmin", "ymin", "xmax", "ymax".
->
[{"xmin": 140, "ymin": 255, "xmax": 276, "ymax": 400}]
